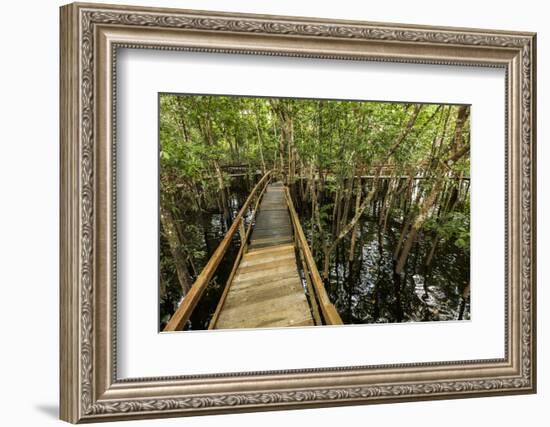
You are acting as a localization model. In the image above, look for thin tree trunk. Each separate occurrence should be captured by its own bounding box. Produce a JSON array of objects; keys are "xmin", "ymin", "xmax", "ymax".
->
[
  {"xmin": 394, "ymin": 214, "xmax": 412, "ymax": 260},
  {"xmin": 340, "ymin": 172, "xmax": 355, "ymax": 234},
  {"xmin": 349, "ymin": 177, "xmax": 362, "ymax": 261},
  {"xmin": 382, "ymin": 186, "xmax": 394, "ymax": 235},
  {"xmin": 213, "ymin": 160, "xmax": 230, "ymax": 224},
  {"xmin": 160, "ymin": 199, "xmax": 192, "ymax": 294},
  {"xmin": 254, "ymin": 119, "xmax": 267, "ymax": 174},
  {"xmin": 310, "ymin": 173, "xmax": 316, "ymax": 253},
  {"xmin": 331, "ymin": 183, "xmax": 340, "ymax": 237},
  {"xmin": 395, "ymin": 179, "xmax": 443, "ymax": 274},
  {"xmin": 425, "ymin": 236, "xmax": 439, "ymax": 268}
]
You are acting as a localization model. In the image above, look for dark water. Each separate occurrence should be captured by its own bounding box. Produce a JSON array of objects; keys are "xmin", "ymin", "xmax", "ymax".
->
[
  {"xmin": 324, "ymin": 219, "xmax": 469, "ymax": 323},
  {"xmin": 296, "ymin": 185, "xmax": 470, "ymax": 324}
]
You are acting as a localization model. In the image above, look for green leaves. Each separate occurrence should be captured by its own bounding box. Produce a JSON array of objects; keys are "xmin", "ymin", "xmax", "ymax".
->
[{"xmin": 426, "ymin": 210, "xmax": 470, "ymax": 252}]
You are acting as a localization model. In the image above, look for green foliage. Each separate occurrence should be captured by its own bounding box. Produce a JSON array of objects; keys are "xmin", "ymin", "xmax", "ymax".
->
[
  {"xmin": 425, "ymin": 208, "xmax": 470, "ymax": 253},
  {"xmin": 160, "ymin": 95, "xmax": 469, "ymax": 183}
]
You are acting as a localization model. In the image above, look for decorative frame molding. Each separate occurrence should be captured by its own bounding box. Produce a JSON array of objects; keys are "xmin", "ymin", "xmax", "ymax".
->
[{"xmin": 60, "ymin": 2, "xmax": 536, "ymax": 423}]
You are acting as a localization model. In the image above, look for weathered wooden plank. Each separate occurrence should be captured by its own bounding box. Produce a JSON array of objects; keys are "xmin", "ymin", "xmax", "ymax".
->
[
  {"xmin": 215, "ymin": 292, "xmax": 311, "ymax": 329},
  {"xmin": 251, "ymin": 231, "xmax": 292, "ymax": 240},
  {"xmin": 226, "ymin": 271, "xmax": 299, "ymax": 293},
  {"xmin": 228, "ymin": 277, "xmax": 301, "ymax": 296},
  {"xmin": 251, "ymin": 222, "xmax": 290, "ymax": 230},
  {"xmin": 223, "ymin": 281, "xmax": 304, "ymax": 310},
  {"xmin": 253, "ymin": 224, "xmax": 291, "ymax": 231},
  {"xmin": 238, "ymin": 256, "xmax": 297, "ymax": 274},
  {"xmin": 254, "ymin": 216, "xmax": 291, "ymax": 224},
  {"xmin": 254, "ymin": 214, "xmax": 290, "ymax": 221},
  {"xmin": 234, "ymin": 268, "xmax": 298, "ymax": 288},
  {"xmin": 240, "ymin": 250, "xmax": 295, "ymax": 266},
  {"xmin": 254, "ymin": 316, "xmax": 314, "ymax": 328},
  {"xmin": 244, "ymin": 243, "xmax": 294, "ymax": 257},
  {"xmin": 249, "ymin": 238, "xmax": 293, "ymax": 246},
  {"xmin": 249, "ymin": 237, "xmax": 294, "ymax": 249},
  {"xmin": 252, "ymin": 227, "xmax": 292, "ymax": 237},
  {"xmin": 218, "ymin": 315, "xmax": 314, "ymax": 330},
  {"xmin": 249, "ymin": 241, "xmax": 294, "ymax": 250}
]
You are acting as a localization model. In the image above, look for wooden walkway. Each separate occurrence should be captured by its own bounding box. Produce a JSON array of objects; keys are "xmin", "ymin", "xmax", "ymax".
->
[
  {"xmin": 163, "ymin": 172, "xmax": 342, "ymax": 332},
  {"xmin": 212, "ymin": 183, "xmax": 314, "ymax": 329}
]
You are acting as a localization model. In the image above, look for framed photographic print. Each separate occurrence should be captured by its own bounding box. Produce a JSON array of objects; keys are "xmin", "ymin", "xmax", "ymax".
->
[{"xmin": 59, "ymin": 2, "xmax": 537, "ymax": 423}]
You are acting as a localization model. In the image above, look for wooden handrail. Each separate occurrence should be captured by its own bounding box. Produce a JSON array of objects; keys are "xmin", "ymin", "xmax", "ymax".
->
[
  {"xmin": 163, "ymin": 171, "xmax": 272, "ymax": 332},
  {"xmin": 284, "ymin": 187, "xmax": 343, "ymax": 325}
]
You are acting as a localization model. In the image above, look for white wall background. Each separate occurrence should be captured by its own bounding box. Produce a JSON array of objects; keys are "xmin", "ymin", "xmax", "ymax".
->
[{"xmin": 0, "ymin": 0, "xmax": 545, "ymax": 425}]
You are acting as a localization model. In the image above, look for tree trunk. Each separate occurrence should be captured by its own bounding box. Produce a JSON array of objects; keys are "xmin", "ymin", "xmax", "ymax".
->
[
  {"xmin": 332, "ymin": 186, "xmax": 341, "ymax": 238},
  {"xmin": 349, "ymin": 177, "xmax": 362, "ymax": 261},
  {"xmin": 310, "ymin": 178, "xmax": 316, "ymax": 252},
  {"xmin": 160, "ymin": 199, "xmax": 192, "ymax": 294},
  {"xmin": 213, "ymin": 160, "xmax": 230, "ymax": 225},
  {"xmin": 395, "ymin": 179, "xmax": 443, "ymax": 274},
  {"xmin": 254, "ymin": 119, "xmax": 267, "ymax": 174},
  {"xmin": 340, "ymin": 173, "xmax": 355, "ymax": 234},
  {"xmin": 394, "ymin": 213, "xmax": 412, "ymax": 260}
]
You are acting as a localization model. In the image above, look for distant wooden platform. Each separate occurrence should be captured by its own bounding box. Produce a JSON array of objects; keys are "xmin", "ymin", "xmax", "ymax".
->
[{"xmin": 213, "ymin": 183, "xmax": 314, "ymax": 329}]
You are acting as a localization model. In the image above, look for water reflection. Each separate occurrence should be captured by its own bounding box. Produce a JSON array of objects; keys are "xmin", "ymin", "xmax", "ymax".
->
[{"xmin": 302, "ymin": 201, "xmax": 470, "ymax": 325}]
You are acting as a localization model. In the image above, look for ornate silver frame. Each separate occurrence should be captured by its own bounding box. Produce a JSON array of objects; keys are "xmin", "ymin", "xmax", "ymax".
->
[{"xmin": 60, "ymin": 2, "xmax": 537, "ymax": 423}]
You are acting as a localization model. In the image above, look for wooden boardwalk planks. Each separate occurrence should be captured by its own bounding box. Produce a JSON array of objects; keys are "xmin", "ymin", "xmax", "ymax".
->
[{"xmin": 213, "ymin": 183, "xmax": 314, "ymax": 329}]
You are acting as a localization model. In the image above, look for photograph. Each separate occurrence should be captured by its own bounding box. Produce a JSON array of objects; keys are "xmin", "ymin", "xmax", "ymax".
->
[{"xmin": 159, "ymin": 94, "xmax": 471, "ymax": 331}]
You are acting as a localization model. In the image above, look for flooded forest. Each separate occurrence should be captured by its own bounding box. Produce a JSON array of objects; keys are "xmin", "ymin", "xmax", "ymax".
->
[{"xmin": 159, "ymin": 94, "xmax": 471, "ymax": 331}]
